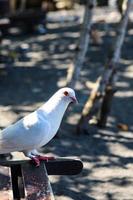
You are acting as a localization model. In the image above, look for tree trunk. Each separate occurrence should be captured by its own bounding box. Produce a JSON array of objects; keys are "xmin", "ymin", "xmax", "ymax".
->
[{"xmin": 66, "ymin": 0, "xmax": 96, "ymax": 88}]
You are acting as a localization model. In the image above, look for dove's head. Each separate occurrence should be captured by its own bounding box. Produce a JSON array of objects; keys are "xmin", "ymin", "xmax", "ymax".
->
[
  {"xmin": 57, "ymin": 87, "xmax": 78, "ymax": 104},
  {"xmin": 43, "ymin": 87, "xmax": 78, "ymax": 116}
]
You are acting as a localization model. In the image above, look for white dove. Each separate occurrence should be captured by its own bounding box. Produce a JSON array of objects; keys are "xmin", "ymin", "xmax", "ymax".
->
[{"xmin": 0, "ymin": 87, "xmax": 77, "ymax": 166}]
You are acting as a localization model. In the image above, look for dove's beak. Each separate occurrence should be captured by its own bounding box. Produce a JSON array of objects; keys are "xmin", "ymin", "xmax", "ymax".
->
[{"xmin": 70, "ymin": 96, "xmax": 78, "ymax": 104}]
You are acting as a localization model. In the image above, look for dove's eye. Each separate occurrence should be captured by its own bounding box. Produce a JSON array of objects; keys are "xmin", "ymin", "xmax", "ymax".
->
[{"xmin": 64, "ymin": 91, "xmax": 69, "ymax": 96}]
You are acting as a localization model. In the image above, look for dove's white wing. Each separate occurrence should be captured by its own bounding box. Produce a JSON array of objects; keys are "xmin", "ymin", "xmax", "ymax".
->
[{"xmin": 0, "ymin": 111, "xmax": 51, "ymax": 154}]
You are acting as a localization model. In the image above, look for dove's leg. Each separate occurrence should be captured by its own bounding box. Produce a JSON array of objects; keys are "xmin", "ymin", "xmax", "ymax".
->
[
  {"xmin": 23, "ymin": 150, "xmax": 40, "ymax": 166},
  {"xmin": 23, "ymin": 150, "xmax": 55, "ymax": 167}
]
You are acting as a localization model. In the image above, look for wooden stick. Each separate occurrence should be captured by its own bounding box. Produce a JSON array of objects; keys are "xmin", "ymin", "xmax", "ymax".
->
[
  {"xmin": 76, "ymin": 77, "xmax": 101, "ymax": 134},
  {"xmin": 19, "ymin": 0, "xmax": 27, "ymax": 12},
  {"xmin": 66, "ymin": 0, "xmax": 96, "ymax": 88},
  {"xmin": 77, "ymin": 0, "xmax": 131, "ymax": 133},
  {"xmin": 9, "ymin": 0, "xmax": 16, "ymax": 14},
  {"xmin": 98, "ymin": 0, "xmax": 131, "ymax": 126}
]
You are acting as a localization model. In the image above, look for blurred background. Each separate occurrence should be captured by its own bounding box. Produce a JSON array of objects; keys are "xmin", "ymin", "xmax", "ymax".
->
[{"xmin": 0, "ymin": 0, "xmax": 133, "ymax": 199}]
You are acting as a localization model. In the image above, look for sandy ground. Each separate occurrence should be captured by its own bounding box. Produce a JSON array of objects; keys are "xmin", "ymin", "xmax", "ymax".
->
[{"xmin": 0, "ymin": 5, "xmax": 133, "ymax": 200}]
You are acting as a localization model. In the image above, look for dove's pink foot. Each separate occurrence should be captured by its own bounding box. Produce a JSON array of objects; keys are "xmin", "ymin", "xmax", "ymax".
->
[
  {"xmin": 31, "ymin": 156, "xmax": 40, "ymax": 167},
  {"xmin": 31, "ymin": 155, "xmax": 55, "ymax": 167}
]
